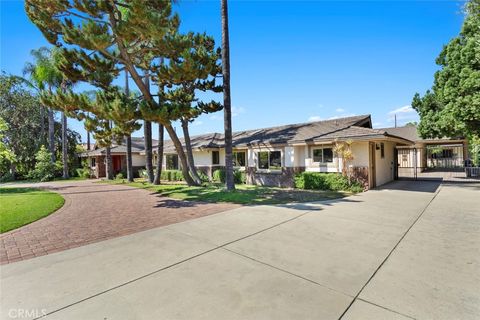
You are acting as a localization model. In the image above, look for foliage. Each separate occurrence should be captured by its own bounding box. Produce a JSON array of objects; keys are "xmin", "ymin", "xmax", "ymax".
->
[
  {"xmin": 0, "ymin": 117, "xmax": 15, "ymax": 175},
  {"xmin": 0, "ymin": 74, "xmax": 81, "ymax": 178},
  {"xmin": 213, "ymin": 168, "xmax": 226, "ymax": 183},
  {"xmin": 27, "ymin": 146, "xmax": 56, "ymax": 182},
  {"xmin": 234, "ymin": 170, "xmax": 246, "ymax": 184},
  {"xmin": 197, "ymin": 171, "xmax": 210, "ymax": 183},
  {"xmin": 294, "ymin": 172, "xmax": 364, "ymax": 193},
  {"xmin": 160, "ymin": 170, "xmax": 184, "ymax": 181},
  {"xmin": 76, "ymin": 167, "xmax": 90, "ymax": 179},
  {"xmin": 115, "ymin": 172, "xmax": 124, "ymax": 180},
  {"xmin": 0, "ymin": 187, "xmax": 64, "ymax": 233},
  {"xmin": 412, "ymin": 0, "xmax": 480, "ymax": 139},
  {"xmin": 333, "ymin": 139, "xmax": 354, "ymax": 177},
  {"xmin": 103, "ymin": 180, "xmax": 348, "ymax": 205},
  {"xmin": 0, "ymin": 172, "xmax": 15, "ymax": 183},
  {"xmin": 469, "ymin": 136, "xmax": 480, "ymax": 166}
]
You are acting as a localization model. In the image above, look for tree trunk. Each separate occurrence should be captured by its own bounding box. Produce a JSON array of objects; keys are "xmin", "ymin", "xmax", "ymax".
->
[
  {"xmin": 153, "ymin": 123, "xmax": 164, "ymax": 185},
  {"xmin": 105, "ymin": 146, "xmax": 113, "ymax": 180},
  {"xmin": 40, "ymin": 106, "xmax": 46, "ymax": 147},
  {"xmin": 126, "ymin": 134, "xmax": 134, "ymax": 182},
  {"xmin": 48, "ymin": 109, "xmax": 55, "ymax": 163},
  {"xmin": 87, "ymin": 131, "xmax": 91, "ymax": 151},
  {"xmin": 144, "ymin": 120, "xmax": 153, "ymax": 183},
  {"xmin": 164, "ymin": 124, "xmax": 197, "ymax": 186},
  {"xmin": 125, "ymin": 70, "xmax": 134, "ymax": 182},
  {"xmin": 143, "ymin": 72, "xmax": 154, "ymax": 183},
  {"xmin": 62, "ymin": 112, "xmax": 69, "ymax": 179},
  {"xmin": 221, "ymin": 0, "xmax": 235, "ymax": 191},
  {"xmin": 181, "ymin": 118, "xmax": 202, "ymax": 184}
]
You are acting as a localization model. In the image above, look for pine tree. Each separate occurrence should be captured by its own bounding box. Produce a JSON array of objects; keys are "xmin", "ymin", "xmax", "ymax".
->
[{"xmin": 25, "ymin": 0, "xmax": 206, "ymax": 186}]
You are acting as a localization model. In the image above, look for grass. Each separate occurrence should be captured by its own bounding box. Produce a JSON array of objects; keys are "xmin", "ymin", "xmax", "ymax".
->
[
  {"xmin": 102, "ymin": 179, "xmax": 351, "ymax": 205},
  {"xmin": 0, "ymin": 187, "xmax": 65, "ymax": 233}
]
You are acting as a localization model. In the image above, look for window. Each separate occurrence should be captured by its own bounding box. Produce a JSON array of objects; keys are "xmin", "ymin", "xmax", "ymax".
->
[
  {"xmin": 91, "ymin": 158, "xmax": 96, "ymax": 167},
  {"xmin": 312, "ymin": 148, "xmax": 334, "ymax": 163},
  {"xmin": 233, "ymin": 151, "xmax": 246, "ymax": 167},
  {"xmin": 166, "ymin": 154, "xmax": 179, "ymax": 170},
  {"xmin": 257, "ymin": 151, "xmax": 282, "ymax": 170},
  {"xmin": 380, "ymin": 143, "xmax": 385, "ymax": 159},
  {"xmin": 212, "ymin": 151, "xmax": 220, "ymax": 165}
]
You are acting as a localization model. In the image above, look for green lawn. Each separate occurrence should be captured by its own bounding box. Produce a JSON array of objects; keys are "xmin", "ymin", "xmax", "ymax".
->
[
  {"xmin": 103, "ymin": 179, "xmax": 350, "ymax": 205},
  {"xmin": 0, "ymin": 188, "xmax": 65, "ymax": 233}
]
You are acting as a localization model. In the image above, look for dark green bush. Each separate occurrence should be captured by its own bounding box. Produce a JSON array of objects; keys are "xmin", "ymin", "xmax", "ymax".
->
[
  {"xmin": 212, "ymin": 168, "xmax": 226, "ymax": 183},
  {"xmin": 294, "ymin": 172, "xmax": 363, "ymax": 192},
  {"xmin": 0, "ymin": 172, "xmax": 15, "ymax": 183},
  {"xmin": 234, "ymin": 170, "xmax": 246, "ymax": 184},
  {"xmin": 197, "ymin": 171, "xmax": 210, "ymax": 183},
  {"xmin": 115, "ymin": 172, "xmax": 124, "ymax": 180},
  {"xmin": 27, "ymin": 146, "xmax": 57, "ymax": 182},
  {"xmin": 160, "ymin": 170, "xmax": 183, "ymax": 181}
]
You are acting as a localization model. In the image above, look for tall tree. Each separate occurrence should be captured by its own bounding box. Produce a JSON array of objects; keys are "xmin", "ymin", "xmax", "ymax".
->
[
  {"xmin": 25, "ymin": 0, "xmax": 200, "ymax": 186},
  {"xmin": 221, "ymin": 0, "xmax": 235, "ymax": 190},
  {"xmin": 412, "ymin": 0, "xmax": 480, "ymax": 139},
  {"xmin": 143, "ymin": 72, "xmax": 154, "ymax": 183},
  {"xmin": 23, "ymin": 47, "xmax": 62, "ymax": 163},
  {"xmin": 149, "ymin": 32, "xmax": 223, "ymax": 184},
  {"xmin": 153, "ymin": 123, "xmax": 164, "ymax": 185},
  {"xmin": 124, "ymin": 70, "xmax": 134, "ymax": 182}
]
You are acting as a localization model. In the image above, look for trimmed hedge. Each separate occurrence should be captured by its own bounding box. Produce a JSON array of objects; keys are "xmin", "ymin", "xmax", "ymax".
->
[
  {"xmin": 161, "ymin": 170, "xmax": 183, "ymax": 181},
  {"xmin": 213, "ymin": 169, "xmax": 246, "ymax": 184},
  {"xmin": 294, "ymin": 172, "xmax": 363, "ymax": 192}
]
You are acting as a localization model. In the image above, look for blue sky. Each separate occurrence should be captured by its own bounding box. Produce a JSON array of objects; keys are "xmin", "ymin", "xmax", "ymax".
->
[{"xmin": 0, "ymin": 0, "xmax": 466, "ymax": 142}]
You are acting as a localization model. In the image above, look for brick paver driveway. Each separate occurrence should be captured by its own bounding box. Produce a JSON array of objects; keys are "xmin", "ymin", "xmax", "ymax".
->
[{"xmin": 0, "ymin": 180, "xmax": 237, "ymax": 264}]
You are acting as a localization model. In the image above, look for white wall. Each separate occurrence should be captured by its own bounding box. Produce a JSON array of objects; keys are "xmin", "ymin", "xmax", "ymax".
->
[
  {"xmin": 294, "ymin": 146, "xmax": 306, "ymax": 167},
  {"xmin": 132, "ymin": 154, "xmax": 146, "ymax": 167},
  {"xmin": 375, "ymin": 141, "xmax": 395, "ymax": 186},
  {"xmin": 284, "ymin": 147, "xmax": 295, "ymax": 167}
]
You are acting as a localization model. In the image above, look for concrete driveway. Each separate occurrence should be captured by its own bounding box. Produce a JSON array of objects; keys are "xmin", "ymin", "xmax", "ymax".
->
[{"xmin": 1, "ymin": 181, "xmax": 479, "ymax": 319}]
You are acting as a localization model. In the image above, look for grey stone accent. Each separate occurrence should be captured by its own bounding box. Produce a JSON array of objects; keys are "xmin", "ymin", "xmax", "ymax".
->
[{"xmin": 246, "ymin": 167, "xmax": 305, "ymax": 188}]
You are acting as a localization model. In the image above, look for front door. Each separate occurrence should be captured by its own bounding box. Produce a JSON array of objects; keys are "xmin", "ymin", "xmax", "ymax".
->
[
  {"xmin": 369, "ymin": 142, "xmax": 376, "ymax": 189},
  {"xmin": 112, "ymin": 155, "xmax": 122, "ymax": 173}
]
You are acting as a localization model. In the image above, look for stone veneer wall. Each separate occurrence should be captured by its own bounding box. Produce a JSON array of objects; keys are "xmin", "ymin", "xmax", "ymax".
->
[
  {"xmin": 196, "ymin": 166, "xmax": 226, "ymax": 179},
  {"xmin": 350, "ymin": 166, "xmax": 369, "ymax": 190},
  {"xmin": 246, "ymin": 167, "xmax": 306, "ymax": 188}
]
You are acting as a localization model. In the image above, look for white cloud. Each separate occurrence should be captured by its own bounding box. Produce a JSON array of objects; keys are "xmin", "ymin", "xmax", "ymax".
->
[
  {"xmin": 372, "ymin": 122, "xmax": 383, "ymax": 128},
  {"xmin": 387, "ymin": 105, "xmax": 419, "ymax": 125},
  {"xmin": 209, "ymin": 114, "xmax": 222, "ymax": 121},
  {"xmin": 192, "ymin": 120, "xmax": 203, "ymax": 127},
  {"xmin": 232, "ymin": 106, "xmax": 246, "ymax": 117},
  {"xmin": 328, "ymin": 113, "xmax": 356, "ymax": 120},
  {"xmin": 388, "ymin": 105, "xmax": 415, "ymax": 115},
  {"xmin": 335, "ymin": 108, "xmax": 345, "ymax": 113},
  {"xmin": 308, "ymin": 115, "xmax": 323, "ymax": 122}
]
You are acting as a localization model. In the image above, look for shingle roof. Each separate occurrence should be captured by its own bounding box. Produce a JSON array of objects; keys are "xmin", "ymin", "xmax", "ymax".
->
[
  {"xmin": 380, "ymin": 126, "xmax": 420, "ymax": 142},
  {"xmin": 158, "ymin": 114, "xmax": 411, "ymax": 153},
  {"xmin": 83, "ymin": 137, "xmax": 157, "ymax": 156}
]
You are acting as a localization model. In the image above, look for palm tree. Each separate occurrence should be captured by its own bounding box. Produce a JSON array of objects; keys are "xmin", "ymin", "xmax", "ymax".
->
[
  {"xmin": 23, "ymin": 47, "xmax": 62, "ymax": 163},
  {"xmin": 221, "ymin": 0, "xmax": 235, "ymax": 191}
]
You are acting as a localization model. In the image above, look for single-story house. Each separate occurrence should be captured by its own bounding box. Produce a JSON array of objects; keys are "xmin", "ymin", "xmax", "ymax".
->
[
  {"xmin": 82, "ymin": 137, "xmax": 155, "ymax": 178},
  {"xmin": 149, "ymin": 115, "xmax": 414, "ymax": 189},
  {"xmin": 83, "ymin": 115, "xmax": 468, "ymax": 188}
]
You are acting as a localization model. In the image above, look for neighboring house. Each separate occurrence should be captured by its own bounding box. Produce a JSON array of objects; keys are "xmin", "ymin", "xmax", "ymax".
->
[
  {"xmin": 82, "ymin": 137, "xmax": 155, "ymax": 178},
  {"xmin": 381, "ymin": 126, "xmax": 468, "ymax": 176},
  {"xmin": 149, "ymin": 115, "xmax": 414, "ymax": 189}
]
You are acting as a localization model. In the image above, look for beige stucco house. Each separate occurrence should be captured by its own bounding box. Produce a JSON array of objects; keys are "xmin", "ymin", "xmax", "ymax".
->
[{"xmin": 83, "ymin": 115, "xmax": 468, "ymax": 188}]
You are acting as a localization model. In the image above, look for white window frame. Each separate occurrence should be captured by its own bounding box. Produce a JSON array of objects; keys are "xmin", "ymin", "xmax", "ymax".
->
[
  {"xmin": 256, "ymin": 150, "xmax": 283, "ymax": 172},
  {"xmin": 233, "ymin": 151, "xmax": 247, "ymax": 168},
  {"xmin": 312, "ymin": 147, "xmax": 334, "ymax": 164}
]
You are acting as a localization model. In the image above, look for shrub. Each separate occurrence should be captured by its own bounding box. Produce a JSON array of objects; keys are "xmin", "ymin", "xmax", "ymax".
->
[
  {"xmin": 27, "ymin": 146, "xmax": 57, "ymax": 182},
  {"xmin": 115, "ymin": 172, "xmax": 124, "ymax": 180},
  {"xmin": 160, "ymin": 170, "xmax": 183, "ymax": 181},
  {"xmin": 138, "ymin": 169, "xmax": 148, "ymax": 179},
  {"xmin": 197, "ymin": 171, "xmax": 210, "ymax": 183},
  {"xmin": 294, "ymin": 172, "xmax": 363, "ymax": 192},
  {"xmin": 76, "ymin": 168, "xmax": 90, "ymax": 179},
  {"xmin": 212, "ymin": 168, "xmax": 226, "ymax": 183},
  {"xmin": 0, "ymin": 172, "xmax": 15, "ymax": 183},
  {"xmin": 234, "ymin": 170, "xmax": 246, "ymax": 184}
]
